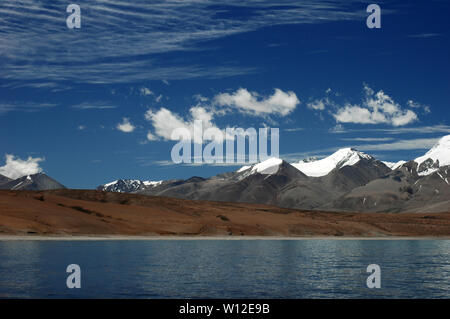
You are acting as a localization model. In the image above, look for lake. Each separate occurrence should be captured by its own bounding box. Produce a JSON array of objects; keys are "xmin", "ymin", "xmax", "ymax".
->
[{"xmin": 0, "ymin": 240, "xmax": 449, "ymax": 298}]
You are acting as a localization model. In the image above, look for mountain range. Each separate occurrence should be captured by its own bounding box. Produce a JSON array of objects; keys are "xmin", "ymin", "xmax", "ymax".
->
[
  {"xmin": 0, "ymin": 173, "xmax": 65, "ymax": 191},
  {"xmin": 98, "ymin": 135, "xmax": 450, "ymax": 213},
  {"xmin": 2, "ymin": 135, "xmax": 449, "ymax": 214}
]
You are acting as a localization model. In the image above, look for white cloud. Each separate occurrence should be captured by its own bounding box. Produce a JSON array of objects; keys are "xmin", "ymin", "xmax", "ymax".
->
[
  {"xmin": 116, "ymin": 118, "xmax": 136, "ymax": 133},
  {"xmin": 333, "ymin": 85, "xmax": 418, "ymax": 126},
  {"xmin": 366, "ymin": 89, "xmax": 400, "ymax": 114},
  {"xmin": 155, "ymin": 94, "xmax": 163, "ymax": 103},
  {"xmin": 214, "ymin": 88, "xmax": 300, "ymax": 116},
  {"xmin": 407, "ymin": 100, "xmax": 420, "ymax": 108},
  {"xmin": 77, "ymin": 125, "xmax": 85, "ymax": 130},
  {"xmin": 329, "ymin": 124, "xmax": 346, "ymax": 133},
  {"xmin": 307, "ymin": 99, "xmax": 326, "ymax": 111},
  {"xmin": 0, "ymin": 154, "xmax": 44, "ymax": 179},
  {"xmin": 307, "ymin": 96, "xmax": 336, "ymax": 111},
  {"xmin": 146, "ymin": 130, "xmax": 158, "ymax": 141},
  {"xmin": 145, "ymin": 108, "xmax": 191, "ymax": 141},
  {"xmin": 407, "ymin": 99, "xmax": 431, "ymax": 114},
  {"xmin": 391, "ymin": 110, "xmax": 418, "ymax": 126},
  {"xmin": 194, "ymin": 94, "xmax": 209, "ymax": 102},
  {"xmin": 334, "ymin": 104, "xmax": 378, "ymax": 124},
  {"xmin": 141, "ymin": 87, "xmax": 153, "ymax": 96},
  {"xmin": 143, "ymin": 88, "xmax": 300, "ymax": 143},
  {"xmin": 145, "ymin": 106, "xmax": 223, "ymax": 143}
]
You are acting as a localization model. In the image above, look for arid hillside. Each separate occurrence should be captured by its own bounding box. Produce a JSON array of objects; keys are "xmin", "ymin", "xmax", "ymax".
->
[{"xmin": 0, "ymin": 190, "xmax": 450, "ymax": 237}]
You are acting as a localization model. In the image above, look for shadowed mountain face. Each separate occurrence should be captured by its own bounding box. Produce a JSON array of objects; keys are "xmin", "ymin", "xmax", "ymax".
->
[
  {"xmin": 98, "ymin": 179, "xmax": 147, "ymax": 193},
  {"xmin": 139, "ymin": 161, "xmax": 307, "ymax": 205},
  {"xmin": 318, "ymin": 157, "xmax": 392, "ymax": 194},
  {"xmin": 277, "ymin": 156, "xmax": 392, "ymax": 209},
  {"xmin": 135, "ymin": 156, "xmax": 392, "ymax": 210},
  {"xmin": 0, "ymin": 174, "xmax": 12, "ymax": 186},
  {"xmin": 328, "ymin": 162, "xmax": 450, "ymax": 213},
  {"xmin": 0, "ymin": 173, "xmax": 65, "ymax": 191}
]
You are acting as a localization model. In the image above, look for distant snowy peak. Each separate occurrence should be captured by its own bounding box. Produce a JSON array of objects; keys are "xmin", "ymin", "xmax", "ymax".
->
[
  {"xmin": 236, "ymin": 165, "xmax": 251, "ymax": 173},
  {"xmin": 383, "ymin": 160, "xmax": 407, "ymax": 170},
  {"xmin": 251, "ymin": 158, "xmax": 283, "ymax": 174},
  {"xmin": 292, "ymin": 148, "xmax": 374, "ymax": 177},
  {"xmin": 301, "ymin": 156, "xmax": 319, "ymax": 163},
  {"xmin": 143, "ymin": 180, "xmax": 163, "ymax": 187},
  {"xmin": 0, "ymin": 173, "xmax": 65, "ymax": 191},
  {"xmin": 415, "ymin": 135, "xmax": 450, "ymax": 176},
  {"xmin": 237, "ymin": 149, "xmax": 374, "ymax": 178},
  {"xmin": 100, "ymin": 179, "xmax": 162, "ymax": 193},
  {"xmin": 237, "ymin": 157, "xmax": 283, "ymax": 176}
]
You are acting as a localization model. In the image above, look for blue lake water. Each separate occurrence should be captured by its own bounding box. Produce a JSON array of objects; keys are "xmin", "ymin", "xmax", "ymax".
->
[{"xmin": 0, "ymin": 240, "xmax": 449, "ymax": 298}]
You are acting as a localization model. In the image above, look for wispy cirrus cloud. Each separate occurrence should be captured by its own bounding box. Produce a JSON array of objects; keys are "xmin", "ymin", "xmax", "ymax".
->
[
  {"xmin": 330, "ymin": 124, "xmax": 450, "ymax": 135},
  {"xmin": 340, "ymin": 137, "xmax": 394, "ymax": 142},
  {"xmin": 0, "ymin": 101, "xmax": 57, "ymax": 115},
  {"xmin": 71, "ymin": 101, "xmax": 117, "ymax": 110},
  {"xmin": 352, "ymin": 138, "xmax": 440, "ymax": 151},
  {"xmin": 0, "ymin": 0, "xmax": 372, "ymax": 86},
  {"xmin": 408, "ymin": 33, "xmax": 443, "ymax": 38}
]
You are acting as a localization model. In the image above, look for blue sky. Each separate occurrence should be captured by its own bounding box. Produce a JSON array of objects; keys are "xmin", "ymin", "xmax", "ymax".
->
[{"xmin": 1, "ymin": 0, "xmax": 449, "ymax": 188}]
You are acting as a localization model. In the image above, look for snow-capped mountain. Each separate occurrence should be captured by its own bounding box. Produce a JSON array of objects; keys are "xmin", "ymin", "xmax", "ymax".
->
[
  {"xmin": 139, "ymin": 157, "xmax": 309, "ymax": 207},
  {"xmin": 291, "ymin": 148, "xmax": 374, "ymax": 177},
  {"xmin": 383, "ymin": 160, "xmax": 407, "ymax": 170},
  {"xmin": 101, "ymin": 149, "xmax": 390, "ymax": 210},
  {"xmin": 0, "ymin": 173, "xmax": 65, "ymax": 191},
  {"xmin": 97, "ymin": 134, "xmax": 450, "ymax": 213},
  {"xmin": 237, "ymin": 157, "xmax": 283, "ymax": 176},
  {"xmin": 0, "ymin": 174, "xmax": 12, "ymax": 186},
  {"xmin": 415, "ymin": 135, "xmax": 450, "ymax": 176},
  {"xmin": 237, "ymin": 149, "xmax": 381, "ymax": 178},
  {"xmin": 98, "ymin": 179, "xmax": 162, "ymax": 193}
]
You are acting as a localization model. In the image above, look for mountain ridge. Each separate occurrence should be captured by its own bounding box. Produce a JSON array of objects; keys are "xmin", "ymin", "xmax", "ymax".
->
[
  {"xmin": 97, "ymin": 135, "xmax": 450, "ymax": 213},
  {"xmin": 0, "ymin": 173, "xmax": 65, "ymax": 191}
]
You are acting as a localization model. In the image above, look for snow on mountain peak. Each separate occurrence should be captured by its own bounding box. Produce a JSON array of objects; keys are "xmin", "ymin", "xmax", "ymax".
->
[
  {"xmin": 236, "ymin": 165, "xmax": 251, "ymax": 173},
  {"xmin": 415, "ymin": 134, "xmax": 450, "ymax": 176},
  {"xmin": 251, "ymin": 157, "xmax": 283, "ymax": 175},
  {"xmin": 104, "ymin": 180, "xmax": 119, "ymax": 187},
  {"xmin": 383, "ymin": 160, "xmax": 406, "ymax": 170},
  {"xmin": 237, "ymin": 158, "xmax": 283, "ymax": 175},
  {"xmin": 292, "ymin": 148, "xmax": 373, "ymax": 177},
  {"xmin": 143, "ymin": 180, "xmax": 163, "ymax": 187},
  {"xmin": 100, "ymin": 179, "xmax": 162, "ymax": 193}
]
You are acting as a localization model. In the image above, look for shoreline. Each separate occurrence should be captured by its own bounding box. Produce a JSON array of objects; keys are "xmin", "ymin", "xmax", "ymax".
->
[
  {"xmin": 1, "ymin": 235, "xmax": 450, "ymax": 241},
  {"xmin": 2, "ymin": 190, "xmax": 449, "ymax": 240}
]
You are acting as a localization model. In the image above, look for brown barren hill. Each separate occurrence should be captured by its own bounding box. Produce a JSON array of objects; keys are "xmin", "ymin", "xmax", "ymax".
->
[{"xmin": 0, "ymin": 189, "xmax": 450, "ymax": 237}]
